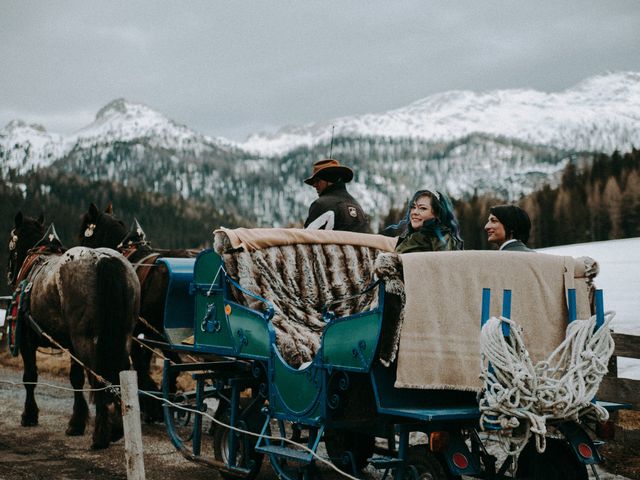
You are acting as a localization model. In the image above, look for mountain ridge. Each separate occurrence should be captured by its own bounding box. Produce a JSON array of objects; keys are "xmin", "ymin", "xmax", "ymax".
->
[
  {"xmin": 1, "ymin": 71, "xmax": 638, "ymax": 228},
  {"xmin": 240, "ymin": 71, "xmax": 640, "ymax": 156}
]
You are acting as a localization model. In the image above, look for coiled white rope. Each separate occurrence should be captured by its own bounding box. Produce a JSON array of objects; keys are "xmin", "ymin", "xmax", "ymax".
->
[{"xmin": 479, "ymin": 312, "xmax": 615, "ymax": 456}]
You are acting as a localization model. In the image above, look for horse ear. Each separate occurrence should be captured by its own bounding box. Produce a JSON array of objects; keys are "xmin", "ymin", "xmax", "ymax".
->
[
  {"xmin": 105, "ymin": 203, "xmax": 113, "ymax": 215},
  {"xmin": 89, "ymin": 203, "xmax": 99, "ymax": 218},
  {"xmin": 14, "ymin": 211, "xmax": 23, "ymax": 227},
  {"xmin": 37, "ymin": 213, "xmax": 45, "ymax": 225}
]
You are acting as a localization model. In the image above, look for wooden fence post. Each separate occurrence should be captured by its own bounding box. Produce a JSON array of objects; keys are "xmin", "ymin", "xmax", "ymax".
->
[
  {"xmin": 598, "ymin": 333, "xmax": 640, "ymax": 410},
  {"xmin": 120, "ymin": 370, "xmax": 146, "ymax": 480}
]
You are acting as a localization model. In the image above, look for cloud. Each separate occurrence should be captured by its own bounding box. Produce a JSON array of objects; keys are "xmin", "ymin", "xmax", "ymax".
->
[{"xmin": 0, "ymin": 1, "xmax": 638, "ymax": 140}]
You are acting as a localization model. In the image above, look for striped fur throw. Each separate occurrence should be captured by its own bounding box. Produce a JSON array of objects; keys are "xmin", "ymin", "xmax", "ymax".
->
[{"xmin": 214, "ymin": 231, "xmax": 402, "ymax": 368}]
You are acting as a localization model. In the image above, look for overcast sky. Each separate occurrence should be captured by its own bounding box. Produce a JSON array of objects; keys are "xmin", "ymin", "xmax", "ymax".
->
[{"xmin": 1, "ymin": 1, "xmax": 639, "ymax": 141}]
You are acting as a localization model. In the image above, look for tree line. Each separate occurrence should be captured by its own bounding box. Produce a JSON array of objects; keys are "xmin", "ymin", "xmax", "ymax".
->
[
  {"xmin": 1, "ymin": 148, "xmax": 638, "ymax": 294},
  {"xmin": 0, "ymin": 170, "xmax": 246, "ymax": 295},
  {"xmin": 453, "ymin": 148, "xmax": 640, "ymax": 249}
]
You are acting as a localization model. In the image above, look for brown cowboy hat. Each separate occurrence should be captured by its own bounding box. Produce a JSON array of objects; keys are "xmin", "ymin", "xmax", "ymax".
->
[{"xmin": 304, "ymin": 158, "xmax": 354, "ymax": 185}]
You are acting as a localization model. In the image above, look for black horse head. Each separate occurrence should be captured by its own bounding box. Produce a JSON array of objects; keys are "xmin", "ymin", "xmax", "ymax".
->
[
  {"xmin": 7, "ymin": 211, "xmax": 45, "ymax": 287},
  {"xmin": 80, "ymin": 203, "xmax": 128, "ymax": 250}
]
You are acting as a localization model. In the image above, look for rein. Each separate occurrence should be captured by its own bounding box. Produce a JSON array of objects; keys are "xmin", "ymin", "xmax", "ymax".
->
[
  {"xmin": 13, "ymin": 246, "xmax": 49, "ymax": 286},
  {"xmin": 121, "ymin": 244, "xmax": 161, "ymax": 288}
]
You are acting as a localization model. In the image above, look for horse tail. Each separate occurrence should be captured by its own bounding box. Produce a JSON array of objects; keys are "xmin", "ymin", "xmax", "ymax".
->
[{"xmin": 96, "ymin": 255, "xmax": 135, "ymax": 387}]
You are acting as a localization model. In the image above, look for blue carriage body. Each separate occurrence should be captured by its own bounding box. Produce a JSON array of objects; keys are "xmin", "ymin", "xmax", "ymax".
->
[{"xmin": 157, "ymin": 246, "xmax": 628, "ymax": 480}]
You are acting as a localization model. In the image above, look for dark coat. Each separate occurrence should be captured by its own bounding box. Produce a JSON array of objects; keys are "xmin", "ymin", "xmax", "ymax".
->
[
  {"xmin": 304, "ymin": 182, "xmax": 369, "ymax": 232},
  {"xmin": 395, "ymin": 220, "xmax": 461, "ymax": 253},
  {"xmin": 501, "ymin": 240, "xmax": 534, "ymax": 252}
]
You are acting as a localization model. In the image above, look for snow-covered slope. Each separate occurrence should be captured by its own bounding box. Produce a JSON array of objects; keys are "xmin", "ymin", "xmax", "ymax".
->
[
  {"xmin": 540, "ymin": 238, "xmax": 640, "ymax": 380},
  {"xmin": 241, "ymin": 71, "xmax": 640, "ymax": 157},
  {"xmin": 0, "ymin": 120, "xmax": 65, "ymax": 174},
  {"xmin": 2, "ymin": 72, "xmax": 639, "ymax": 228},
  {"xmin": 0, "ymin": 98, "xmax": 234, "ymax": 176},
  {"xmin": 72, "ymin": 98, "xmax": 232, "ymax": 154}
]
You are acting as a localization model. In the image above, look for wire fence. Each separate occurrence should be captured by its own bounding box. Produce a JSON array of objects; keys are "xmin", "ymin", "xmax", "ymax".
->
[{"xmin": 0, "ymin": 374, "xmax": 359, "ymax": 480}]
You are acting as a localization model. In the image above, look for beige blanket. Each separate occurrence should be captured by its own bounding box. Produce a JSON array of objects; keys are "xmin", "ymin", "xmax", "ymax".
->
[
  {"xmin": 396, "ymin": 250, "xmax": 593, "ymax": 391},
  {"xmin": 215, "ymin": 227, "xmax": 396, "ymax": 253}
]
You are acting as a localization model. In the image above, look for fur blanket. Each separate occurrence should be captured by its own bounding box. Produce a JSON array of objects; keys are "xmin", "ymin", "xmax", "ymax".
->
[{"xmin": 214, "ymin": 229, "xmax": 395, "ymax": 367}]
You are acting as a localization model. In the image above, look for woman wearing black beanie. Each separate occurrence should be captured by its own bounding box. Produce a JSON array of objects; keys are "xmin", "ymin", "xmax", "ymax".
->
[{"xmin": 484, "ymin": 204, "xmax": 534, "ymax": 252}]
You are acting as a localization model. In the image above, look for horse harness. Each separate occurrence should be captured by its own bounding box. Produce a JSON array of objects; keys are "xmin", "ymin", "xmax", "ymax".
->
[
  {"xmin": 7, "ymin": 247, "xmax": 60, "ymax": 356},
  {"xmin": 120, "ymin": 244, "xmax": 161, "ymax": 291},
  {"xmin": 7, "ymin": 246, "xmax": 116, "ymax": 389}
]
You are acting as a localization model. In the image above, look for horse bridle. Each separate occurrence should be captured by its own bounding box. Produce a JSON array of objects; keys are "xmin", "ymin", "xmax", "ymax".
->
[{"xmin": 7, "ymin": 228, "xmax": 19, "ymax": 286}]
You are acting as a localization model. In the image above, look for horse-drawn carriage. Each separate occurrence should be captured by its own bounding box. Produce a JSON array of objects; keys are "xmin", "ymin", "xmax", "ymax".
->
[{"xmin": 149, "ymin": 227, "xmax": 625, "ymax": 480}]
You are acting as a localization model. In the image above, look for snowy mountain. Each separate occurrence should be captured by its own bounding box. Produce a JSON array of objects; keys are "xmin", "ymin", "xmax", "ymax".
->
[
  {"xmin": 0, "ymin": 120, "xmax": 65, "ymax": 174},
  {"xmin": 240, "ymin": 71, "xmax": 640, "ymax": 157},
  {"xmin": 73, "ymin": 98, "xmax": 234, "ymax": 154},
  {"xmin": 1, "ymin": 72, "xmax": 639, "ymax": 228},
  {"xmin": 0, "ymin": 98, "xmax": 236, "ymax": 177}
]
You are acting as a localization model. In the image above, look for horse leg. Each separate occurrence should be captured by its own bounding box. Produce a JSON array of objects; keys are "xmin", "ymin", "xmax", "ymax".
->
[
  {"xmin": 19, "ymin": 340, "xmax": 39, "ymax": 427},
  {"xmin": 165, "ymin": 349, "xmax": 182, "ymax": 394},
  {"xmin": 110, "ymin": 396, "xmax": 124, "ymax": 442},
  {"xmin": 132, "ymin": 341, "xmax": 162, "ymax": 422},
  {"xmin": 66, "ymin": 359, "xmax": 89, "ymax": 436},
  {"xmin": 90, "ymin": 382, "xmax": 112, "ymax": 450}
]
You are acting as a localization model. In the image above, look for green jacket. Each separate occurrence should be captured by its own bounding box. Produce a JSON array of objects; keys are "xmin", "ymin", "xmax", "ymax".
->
[{"xmin": 395, "ymin": 223, "xmax": 460, "ymax": 253}]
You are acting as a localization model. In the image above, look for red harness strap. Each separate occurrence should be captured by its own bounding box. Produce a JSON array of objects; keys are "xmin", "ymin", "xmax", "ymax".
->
[
  {"xmin": 121, "ymin": 245, "xmax": 160, "ymax": 290},
  {"xmin": 14, "ymin": 246, "xmax": 48, "ymax": 285}
]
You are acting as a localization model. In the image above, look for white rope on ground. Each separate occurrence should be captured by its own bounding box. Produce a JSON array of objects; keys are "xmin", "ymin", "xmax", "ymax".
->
[{"xmin": 479, "ymin": 312, "xmax": 615, "ymax": 456}]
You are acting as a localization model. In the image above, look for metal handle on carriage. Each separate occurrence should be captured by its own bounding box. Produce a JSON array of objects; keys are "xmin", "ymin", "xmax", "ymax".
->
[{"xmin": 224, "ymin": 271, "xmax": 275, "ymax": 320}]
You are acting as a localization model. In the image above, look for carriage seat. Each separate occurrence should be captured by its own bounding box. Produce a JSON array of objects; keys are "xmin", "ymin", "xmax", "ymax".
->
[
  {"xmin": 156, "ymin": 257, "xmax": 196, "ymax": 344},
  {"xmin": 213, "ymin": 228, "xmax": 396, "ymax": 368}
]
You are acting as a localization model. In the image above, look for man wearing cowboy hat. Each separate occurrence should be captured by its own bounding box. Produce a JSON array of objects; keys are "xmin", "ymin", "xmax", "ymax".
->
[{"xmin": 303, "ymin": 158, "xmax": 369, "ymax": 232}]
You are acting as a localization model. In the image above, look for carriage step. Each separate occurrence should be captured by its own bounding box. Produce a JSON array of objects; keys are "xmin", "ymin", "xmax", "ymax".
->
[
  {"xmin": 255, "ymin": 444, "xmax": 314, "ymax": 464},
  {"xmin": 368, "ymin": 455, "xmax": 403, "ymax": 468}
]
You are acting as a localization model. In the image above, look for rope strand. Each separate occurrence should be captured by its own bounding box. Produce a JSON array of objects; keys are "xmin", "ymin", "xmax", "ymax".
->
[{"xmin": 479, "ymin": 312, "xmax": 615, "ymax": 456}]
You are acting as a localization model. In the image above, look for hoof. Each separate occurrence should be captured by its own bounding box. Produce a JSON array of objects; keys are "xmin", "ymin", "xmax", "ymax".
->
[
  {"xmin": 90, "ymin": 440, "xmax": 110, "ymax": 450},
  {"xmin": 143, "ymin": 412, "xmax": 163, "ymax": 424},
  {"xmin": 21, "ymin": 417, "xmax": 38, "ymax": 427},
  {"xmin": 110, "ymin": 426, "xmax": 124, "ymax": 442},
  {"xmin": 66, "ymin": 425, "xmax": 86, "ymax": 436}
]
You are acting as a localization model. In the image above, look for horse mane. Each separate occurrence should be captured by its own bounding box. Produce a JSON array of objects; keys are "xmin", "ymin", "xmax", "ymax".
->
[{"xmin": 8, "ymin": 213, "xmax": 45, "ymax": 286}]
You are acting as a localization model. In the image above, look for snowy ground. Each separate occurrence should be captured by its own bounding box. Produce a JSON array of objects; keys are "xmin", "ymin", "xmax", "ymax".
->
[{"xmin": 540, "ymin": 237, "xmax": 640, "ymax": 380}]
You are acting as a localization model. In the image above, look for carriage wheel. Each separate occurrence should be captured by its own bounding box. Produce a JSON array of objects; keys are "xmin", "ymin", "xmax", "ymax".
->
[
  {"xmin": 324, "ymin": 428, "xmax": 375, "ymax": 471},
  {"xmin": 399, "ymin": 445, "xmax": 448, "ymax": 480},
  {"xmin": 516, "ymin": 438, "xmax": 588, "ymax": 480},
  {"xmin": 212, "ymin": 399, "xmax": 265, "ymax": 480}
]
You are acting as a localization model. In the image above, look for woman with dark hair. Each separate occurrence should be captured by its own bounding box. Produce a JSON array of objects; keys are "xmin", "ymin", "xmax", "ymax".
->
[
  {"xmin": 484, "ymin": 204, "xmax": 534, "ymax": 252},
  {"xmin": 390, "ymin": 189, "xmax": 464, "ymax": 253}
]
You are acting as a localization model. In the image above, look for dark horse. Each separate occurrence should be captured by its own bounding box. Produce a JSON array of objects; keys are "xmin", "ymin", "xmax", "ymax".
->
[
  {"xmin": 79, "ymin": 203, "xmax": 199, "ymax": 421},
  {"xmin": 6, "ymin": 212, "xmax": 140, "ymax": 449}
]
